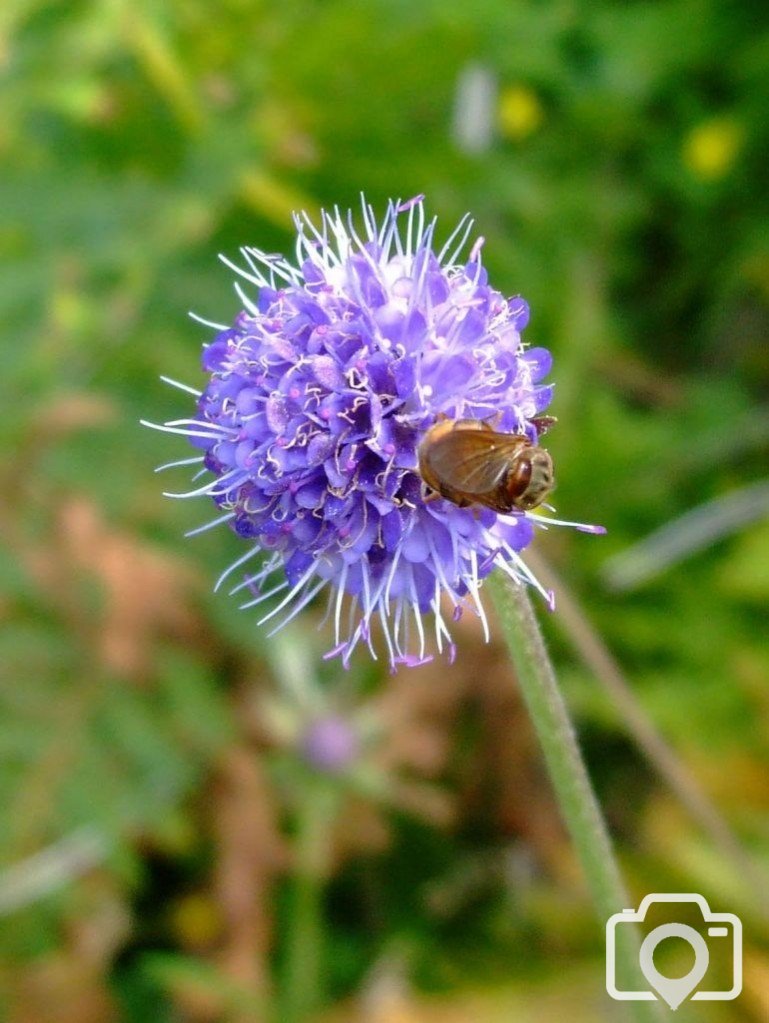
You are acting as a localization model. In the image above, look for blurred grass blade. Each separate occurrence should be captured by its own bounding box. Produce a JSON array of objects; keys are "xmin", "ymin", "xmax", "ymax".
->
[
  {"xmin": 238, "ymin": 171, "xmax": 320, "ymax": 229},
  {"xmin": 452, "ymin": 62, "xmax": 496, "ymax": 154},
  {"xmin": 0, "ymin": 827, "xmax": 108, "ymax": 915},
  {"xmin": 602, "ymin": 479, "xmax": 769, "ymax": 591},
  {"xmin": 528, "ymin": 547, "xmax": 769, "ymax": 922},
  {"xmin": 122, "ymin": 5, "xmax": 203, "ymax": 133}
]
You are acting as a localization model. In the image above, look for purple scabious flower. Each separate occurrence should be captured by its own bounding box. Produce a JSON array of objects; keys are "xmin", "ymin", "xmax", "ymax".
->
[{"xmin": 148, "ymin": 197, "xmax": 602, "ymax": 670}]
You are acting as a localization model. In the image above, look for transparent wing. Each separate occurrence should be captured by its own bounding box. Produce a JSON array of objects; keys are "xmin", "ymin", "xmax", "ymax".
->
[{"xmin": 426, "ymin": 430, "xmax": 528, "ymax": 495}]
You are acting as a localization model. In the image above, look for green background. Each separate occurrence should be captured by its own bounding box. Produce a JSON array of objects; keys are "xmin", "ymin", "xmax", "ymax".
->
[{"xmin": 2, "ymin": 1, "xmax": 768, "ymax": 1020}]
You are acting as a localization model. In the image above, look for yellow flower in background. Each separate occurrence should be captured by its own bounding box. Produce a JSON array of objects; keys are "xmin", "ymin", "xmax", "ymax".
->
[
  {"xmin": 498, "ymin": 84, "xmax": 544, "ymax": 141},
  {"xmin": 170, "ymin": 893, "xmax": 223, "ymax": 948},
  {"xmin": 682, "ymin": 117, "xmax": 744, "ymax": 181}
]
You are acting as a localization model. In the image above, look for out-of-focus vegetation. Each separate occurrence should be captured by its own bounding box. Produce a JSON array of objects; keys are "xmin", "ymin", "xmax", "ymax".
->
[{"xmin": 2, "ymin": 1, "xmax": 769, "ymax": 1020}]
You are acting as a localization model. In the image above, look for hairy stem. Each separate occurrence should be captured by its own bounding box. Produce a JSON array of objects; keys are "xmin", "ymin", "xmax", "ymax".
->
[{"xmin": 487, "ymin": 572, "xmax": 662, "ymax": 1021}]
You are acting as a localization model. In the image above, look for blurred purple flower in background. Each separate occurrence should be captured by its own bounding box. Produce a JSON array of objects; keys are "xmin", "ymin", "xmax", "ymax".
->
[
  {"xmin": 300, "ymin": 715, "xmax": 360, "ymax": 775},
  {"xmin": 148, "ymin": 197, "xmax": 601, "ymax": 670}
]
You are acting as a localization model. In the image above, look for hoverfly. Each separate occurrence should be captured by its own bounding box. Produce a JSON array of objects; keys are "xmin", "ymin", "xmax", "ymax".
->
[{"xmin": 417, "ymin": 414, "xmax": 555, "ymax": 514}]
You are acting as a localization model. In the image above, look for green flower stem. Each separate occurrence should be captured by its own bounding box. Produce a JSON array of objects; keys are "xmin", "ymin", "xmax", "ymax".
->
[
  {"xmin": 282, "ymin": 781, "xmax": 336, "ymax": 1023},
  {"xmin": 487, "ymin": 572, "xmax": 662, "ymax": 1022}
]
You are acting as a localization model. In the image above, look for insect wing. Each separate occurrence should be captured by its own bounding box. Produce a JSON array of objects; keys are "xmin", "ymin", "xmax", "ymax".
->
[{"xmin": 426, "ymin": 429, "xmax": 526, "ymax": 495}]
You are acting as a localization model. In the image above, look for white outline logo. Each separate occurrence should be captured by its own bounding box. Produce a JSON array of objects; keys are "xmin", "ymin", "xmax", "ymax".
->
[{"xmin": 606, "ymin": 893, "xmax": 742, "ymax": 1009}]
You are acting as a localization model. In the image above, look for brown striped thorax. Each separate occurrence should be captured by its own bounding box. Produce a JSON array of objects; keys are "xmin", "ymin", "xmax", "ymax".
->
[{"xmin": 417, "ymin": 415, "xmax": 555, "ymax": 514}]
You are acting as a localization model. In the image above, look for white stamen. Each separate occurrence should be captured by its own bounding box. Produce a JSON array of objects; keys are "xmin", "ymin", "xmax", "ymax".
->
[
  {"xmin": 162, "ymin": 470, "xmax": 243, "ymax": 499},
  {"xmin": 408, "ymin": 220, "xmax": 437, "ymax": 311},
  {"xmin": 230, "ymin": 553, "xmax": 283, "ymax": 595},
  {"xmin": 497, "ymin": 545, "xmax": 555, "ymax": 610},
  {"xmin": 334, "ymin": 563, "xmax": 348, "ymax": 645},
  {"xmin": 266, "ymin": 578, "xmax": 327, "ymax": 636},
  {"xmin": 257, "ymin": 563, "xmax": 319, "ymax": 625},
  {"xmin": 360, "ymin": 194, "xmax": 377, "ymax": 241},
  {"xmin": 214, "ymin": 544, "xmax": 263, "ymax": 592},
  {"xmin": 234, "ymin": 282, "xmax": 260, "ymax": 316},
  {"xmin": 184, "ymin": 512, "xmax": 235, "ymax": 537},
  {"xmin": 526, "ymin": 511, "xmax": 606, "ymax": 534},
  {"xmin": 431, "ymin": 583, "xmax": 445, "ymax": 655},
  {"xmin": 242, "ymin": 247, "xmax": 302, "ymax": 286},
  {"xmin": 467, "ymin": 549, "xmax": 490, "ymax": 643},
  {"xmin": 160, "ymin": 376, "xmax": 202, "ymax": 397},
  {"xmin": 297, "ymin": 210, "xmax": 336, "ymax": 267},
  {"xmin": 434, "ymin": 598, "xmax": 454, "ymax": 651},
  {"xmin": 188, "ymin": 311, "xmax": 229, "ymax": 330},
  {"xmin": 238, "ymin": 579, "xmax": 289, "ymax": 610},
  {"xmin": 140, "ymin": 419, "xmax": 224, "ymax": 441},
  {"xmin": 437, "ymin": 213, "xmax": 473, "ymax": 265},
  {"xmin": 393, "ymin": 595, "xmax": 406, "ymax": 658},
  {"xmin": 218, "ymin": 252, "xmax": 265, "ymax": 286},
  {"xmin": 378, "ymin": 604, "xmax": 397, "ymax": 669},
  {"xmin": 162, "ymin": 417, "xmax": 228, "ymax": 432},
  {"xmin": 155, "ymin": 455, "xmax": 205, "ymax": 473}
]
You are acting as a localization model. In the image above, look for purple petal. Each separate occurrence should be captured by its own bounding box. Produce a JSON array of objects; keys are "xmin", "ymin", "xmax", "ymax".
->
[
  {"xmin": 521, "ymin": 347, "xmax": 553, "ymax": 383},
  {"xmin": 310, "ymin": 355, "xmax": 345, "ymax": 390},
  {"xmin": 265, "ymin": 394, "xmax": 291, "ymax": 435},
  {"xmin": 402, "ymin": 521, "xmax": 430, "ymax": 563},
  {"xmin": 507, "ymin": 296, "xmax": 530, "ymax": 330}
]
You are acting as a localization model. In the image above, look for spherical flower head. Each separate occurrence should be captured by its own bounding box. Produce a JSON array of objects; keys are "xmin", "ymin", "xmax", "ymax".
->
[{"xmin": 150, "ymin": 196, "xmax": 603, "ymax": 670}]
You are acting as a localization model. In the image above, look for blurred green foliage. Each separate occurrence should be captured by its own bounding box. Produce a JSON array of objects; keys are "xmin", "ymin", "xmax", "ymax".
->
[{"xmin": 2, "ymin": 1, "xmax": 769, "ymax": 1020}]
